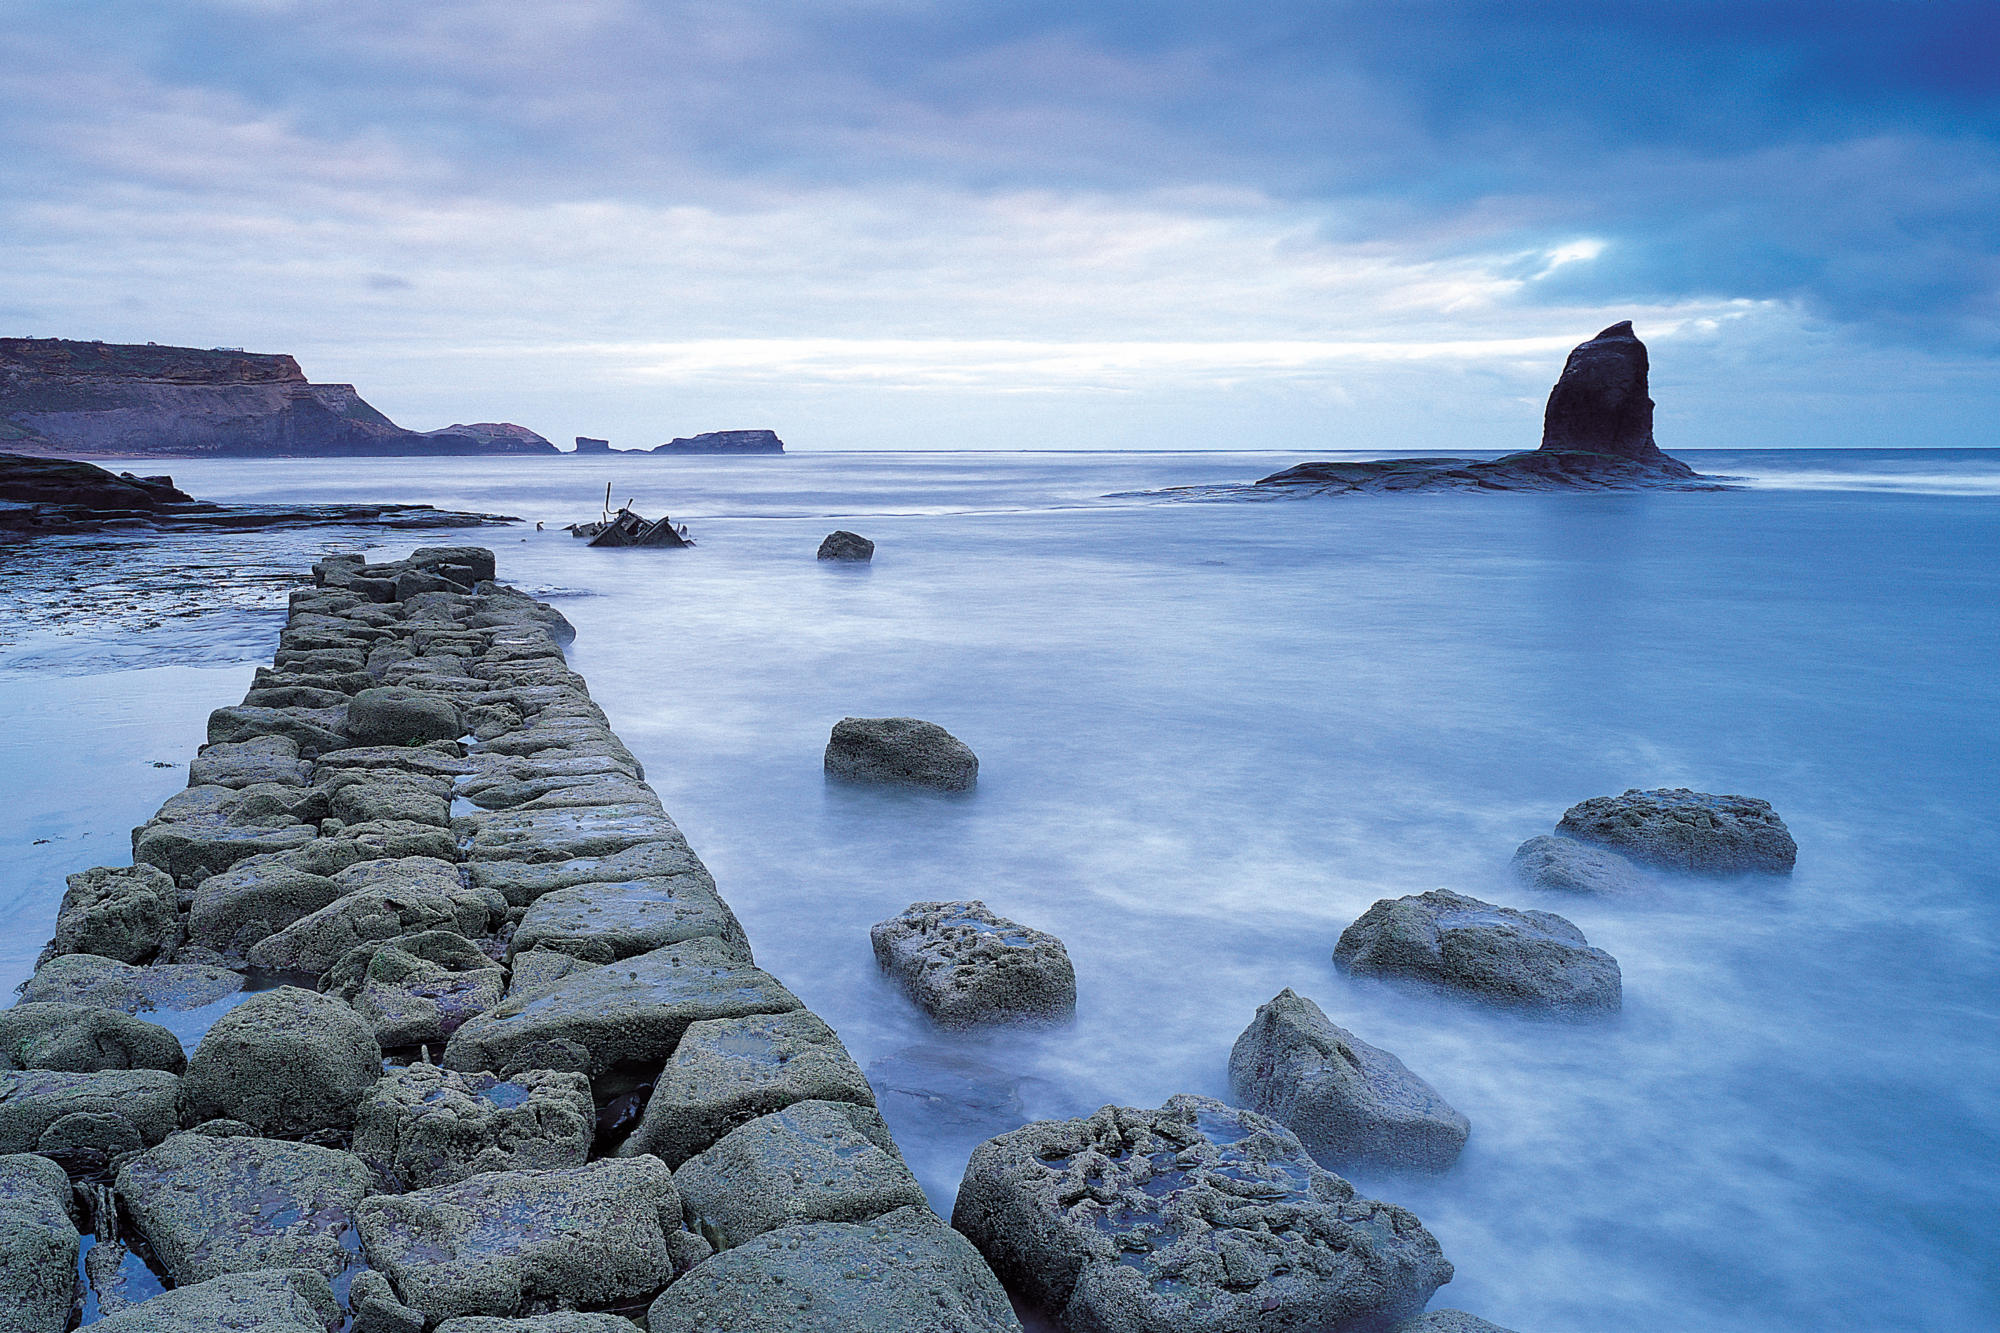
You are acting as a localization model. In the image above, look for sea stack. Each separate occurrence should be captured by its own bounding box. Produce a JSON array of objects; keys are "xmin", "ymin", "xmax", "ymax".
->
[{"xmin": 1539, "ymin": 320, "xmax": 1667, "ymax": 463}]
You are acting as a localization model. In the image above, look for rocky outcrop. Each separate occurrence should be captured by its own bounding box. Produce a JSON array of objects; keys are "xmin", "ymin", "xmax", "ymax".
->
[
  {"xmin": 1228, "ymin": 989, "xmax": 1469, "ymax": 1172},
  {"xmin": 817, "ymin": 530, "xmax": 874, "ymax": 561},
  {"xmin": 0, "ymin": 337, "xmax": 557, "ymax": 458},
  {"xmin": 871, "ymin": 900, "xmax": 1076, "ymax": 1028},
  {"xmin": 953, "ymin": 1094, "xmax": 1451, "ymax": 1332},
  {"xmin": 573, "ymin": 436, "xmax": 613, "ymax": 454},
  {"xmin": 1246, "ymin": 322, "xmax": 1718, "ymax": 496},
  {"xmin": 651, "ymin": 429, "xmax": 785, "ymax": 455},
  {"xmin": 89, "ymin": 1268, "xmax": 341, "ymax": 1333},
  {"xmin": 824, "ymin": 716, "xmax": 979, "ymax": 791},
  {"xmin": 1554, "ymin": 788, "xmax": 1797, "ymax": 874},
  {"xmin": 177, "ymin": 987, "xmax": 382, "ymax": 1137},
  {"xmin": 1334, "ymin": 889, "xmax": 1622, "ymax": 1013},
  {"xmin": 0, "ymin": 450, "xmax": 517, "ymax": 537}
]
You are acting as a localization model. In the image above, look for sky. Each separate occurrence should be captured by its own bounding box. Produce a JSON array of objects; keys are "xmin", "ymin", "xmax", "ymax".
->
[{"xmin": 3, "ymin": 1, "xmax": 1997, "ymax": 451}]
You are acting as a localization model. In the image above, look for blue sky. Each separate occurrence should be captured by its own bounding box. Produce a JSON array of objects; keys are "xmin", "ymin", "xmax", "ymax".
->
[{"xmin": 4, "ymin": 1, "xmax": 1997, "ymax": 449}]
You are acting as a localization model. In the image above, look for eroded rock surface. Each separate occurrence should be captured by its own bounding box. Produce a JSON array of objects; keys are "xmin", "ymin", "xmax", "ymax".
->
[
  {"xmin": 953, "ymin": 1094, "xmax": 1451, "ymax": 1333},
  {"xmin": 0, "ymin": 1002, "xmax": 186, "ymax": 1075},
  {"xmin": 37, "ymin": 863, "xmax": 181, "ymax": 968},
  {"xmin": 871, "ymin": 900, "xmax": 1075, "ymax": 1028},
  {"xmin": 1511, "ymin": 835, "xmax": 1649, "ymax": 895},
  {"xmin": 0, "ymin": 1153, "xmax": 79, "ymax": 1333},
  {"xmin": 356, "ymin": 1157, "xmax": 682, "ymax": 1322},
  {"xmin": 88, "ymin": 1267, "xmax": 341, "ymax": 1333},
  {"xmin": 817, "ymin": 530, "xmax": 874, "ymax": 561},
  {"xmin": 353, "ymin": 1064, "xmax": 593, "ymax": 1189},
  {"xmin": 116, "ymin": 1132, "xmax": 372, "ymax": 1285},
  {"xmin": 1556, "ymin": 788, "xmax": 1797, "ymax": 874}
]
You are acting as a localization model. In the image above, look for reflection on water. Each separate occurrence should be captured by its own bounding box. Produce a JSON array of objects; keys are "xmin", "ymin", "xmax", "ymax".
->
[{"xmin": 2, "ymin": 451, "xmax": 1996, "ymax": 1333}]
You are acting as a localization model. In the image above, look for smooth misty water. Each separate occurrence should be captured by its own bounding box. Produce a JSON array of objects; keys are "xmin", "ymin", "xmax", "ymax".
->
[{"xmin": 3, "ymin": 450, "xmax": 1997, "ymax": 1333}]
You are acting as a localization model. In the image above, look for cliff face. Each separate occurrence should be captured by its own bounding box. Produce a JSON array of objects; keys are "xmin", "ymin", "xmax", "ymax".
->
[{"xmin": 0, "ymin": 338, "xmax": 557, "ymax": 458}]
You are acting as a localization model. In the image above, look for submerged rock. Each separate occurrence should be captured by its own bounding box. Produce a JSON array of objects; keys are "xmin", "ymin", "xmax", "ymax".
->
[
  {"xmin": 87, "ymin": 1267, "xmax": 340, "ymax": 1333},
  {"xmin": 817, "ymin": 531, "xmax": 874, "ymax": 561},
  {"xmin": 647, "ymin": 1205, "xmax": 1023, "ymax": 1333},
  {"xmin": 0, "ymin": 1153, "xmax": 80, "ymax": 1333},
  {"xmin": 618, "ymin": 1010, "xmax": 876, "ymax": 1168},
  {"xmin": 37, "ymin": 863, "xmax": 180, "ymax": 968},
  {"xmin": 1228, "ymin": 989, "xmax": 1468, "ymax": 1172},
  {"xmin": 1555, "ymin": 788, "xmax": 1797, "ymax": 874},
  {"xmin": 356, "ymin": 1156, "xmax": 682, "ymax": 1322},
  {"xmin": 1511, "ymin": 834, "xmax": 1649, "ymax": 895},
  {"xmin": 953, "ymin": 1094, "xmax": 1451, "ymax": 1333},
  {"xmin": 0, "ymin": 1002, "xmax": 187, "ymax": 1075},
  {"xmin": 116, "ymin": 1133, "xmax": 372, "ymax": 1285},
  {"xmin": 178, "ymin": 986, "xmax": 381, "ymax": 1137},
  {"xmin": 353, "ymin": 1064, "xmax": 594, "ymax": 1190},
  {"xmin": 673, "ymin": 1100, "xmax": 925, "ymax": 1249},
  {"xmin": 1394, "ymin": 1312, "xmax": 1522, "ymax": 1333},
  {"xmin": 824, "ymin": 717, "xmax": 978, "ymax": 792},
  {"xmin": 1333, "ymin": 889, "xmax": 1621, "ymax": 1013},
  {"xmin": 871, "ymin": 900, "xmax": 1075, "ymax": 1028}
]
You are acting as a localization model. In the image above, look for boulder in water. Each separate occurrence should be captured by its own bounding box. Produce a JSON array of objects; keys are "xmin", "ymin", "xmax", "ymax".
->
[
  {"xmin": 1555, "ymin": 787, "xmax": 1797, "ymax": 874},
  {"xmin": 871, "ymin": 900, "xmax": 1075, "ymax": 1028},
  {"xmin": 824, "ymin": 716, "xmax": 978, "ymax": 792},
  {"xmin": 1334, "ymin": 889, "xmax": 1621, "ymax": 1013},
  {"xmin": 952, "ymin": 1093, "xmax": 1451, "ymax": 1332},
  {"xmin": 1228, "ymin": 989, "xmax": 1468, "ymax": 1171},
  {"xmin": 817, "ymin": 530, "xmax": 874, "ymax": 561}
]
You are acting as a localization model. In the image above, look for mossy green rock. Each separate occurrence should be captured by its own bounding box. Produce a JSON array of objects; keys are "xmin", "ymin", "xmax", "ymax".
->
[
  {"xmin": 0, "ymin": 1153, "xmax": 79, "ymax": 1333},
  {"xmin": 356, "ymin": 1156, "xmax": 680, "ymax": 1322},
  {"xmin": 116, "ymin": 1133, "xmax": 372, "ymax": 1284},
  {"xmin": 0, "ymin": 1002, "xmax": 186, "ymax": 1075},
  {"xmin": 90, "ymin": 1267, "xmax": 340, "ymax": 1333},
  {"xmin": 178, "ymin": 987, "xmax": 380, "ymax": 1136}
]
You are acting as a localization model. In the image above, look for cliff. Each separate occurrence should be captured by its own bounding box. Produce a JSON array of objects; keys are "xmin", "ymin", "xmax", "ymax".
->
[
  {"xmin": 652, "ymin": 429, "xmax": 785, "ymax": 455},
  {"xmin": 0, "ymin": 338, "xmax": 557, "ymax": 458}
]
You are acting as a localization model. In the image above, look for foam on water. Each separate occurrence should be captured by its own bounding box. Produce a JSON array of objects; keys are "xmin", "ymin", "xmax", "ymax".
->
[{"xmin": 2, "ymin": 450, "xmax": 1996, "ymax": 1332}]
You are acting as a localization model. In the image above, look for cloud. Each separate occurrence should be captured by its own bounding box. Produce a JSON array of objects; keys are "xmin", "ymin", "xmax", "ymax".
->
[{"xmin": 1, "ymin": 1, "xmax": 1996, "ymax": 446}]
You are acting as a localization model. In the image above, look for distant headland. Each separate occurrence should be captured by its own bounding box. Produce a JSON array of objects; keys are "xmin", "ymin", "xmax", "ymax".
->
[{"xmin": 0, "ymin": 337, "xmax": 783, "ymax": 459}]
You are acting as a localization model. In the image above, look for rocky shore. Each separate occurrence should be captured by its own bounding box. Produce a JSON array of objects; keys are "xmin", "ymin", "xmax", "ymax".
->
[
  {"xmin": 0, "ymin": 453, "xmax": 517, "ymax": 537},
  {"xmin": 1, "ymin": 545, "xmax": 1016, "ymax": 1331}
]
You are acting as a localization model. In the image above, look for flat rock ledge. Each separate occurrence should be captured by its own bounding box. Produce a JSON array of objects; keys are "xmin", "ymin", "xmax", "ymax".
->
[
  {"xmin": 953, "ymin": 1094, "xmax": 1452, "ymax": 1332},
  {"xmin": 5, "ymin": 544, "xmax": 1025, "ymax": 1332},
  {"xmin": 1334, "ymin": 889, "xmax": 1622, "ymax": 1014}
]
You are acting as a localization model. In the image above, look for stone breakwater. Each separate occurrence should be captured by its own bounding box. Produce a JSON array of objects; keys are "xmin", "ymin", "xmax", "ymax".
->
[{"xmin": 1, "ymin": 545, "xmax": 1023, "ymax": 1332}]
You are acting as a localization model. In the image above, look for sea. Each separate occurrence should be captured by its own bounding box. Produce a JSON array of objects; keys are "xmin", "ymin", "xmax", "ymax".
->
[{"xmin": 2, "ymin": 448, "xmax": 1996, "ymax": 1333}]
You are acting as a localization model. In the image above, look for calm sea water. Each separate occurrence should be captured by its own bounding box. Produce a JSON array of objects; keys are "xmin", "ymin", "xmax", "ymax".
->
[{"xmin": 3, "ymin": 449, "xmax": 1996, "ymax": 1333}]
